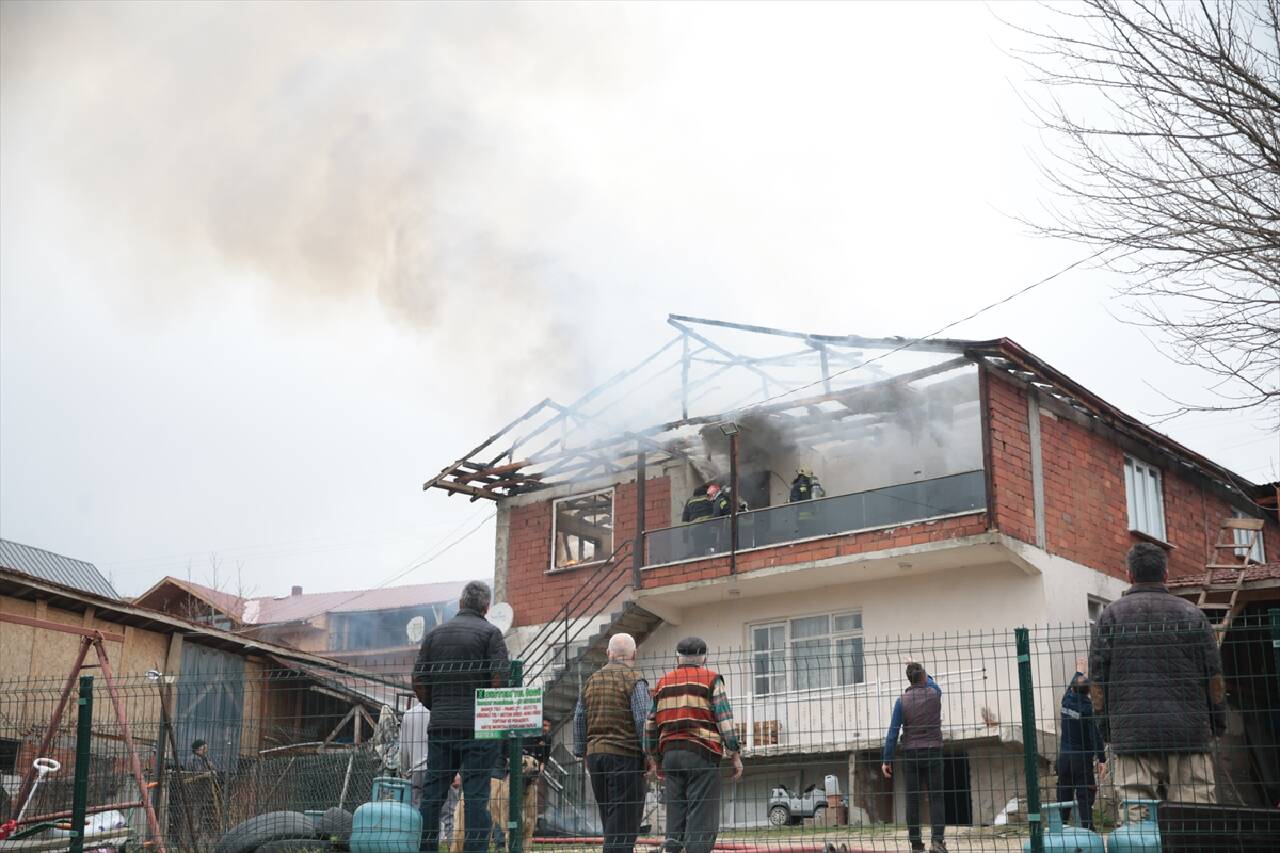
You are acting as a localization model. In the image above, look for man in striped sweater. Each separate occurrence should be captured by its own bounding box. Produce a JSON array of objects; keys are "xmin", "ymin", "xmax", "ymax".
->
[{"xmin": 645, "ymin": 637, "xmax": 743, "ymax": 853}]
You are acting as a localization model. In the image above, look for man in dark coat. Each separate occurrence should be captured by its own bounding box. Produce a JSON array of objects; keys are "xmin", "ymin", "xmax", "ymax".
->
[
  {"xmin": 413, "ymin": 581, "xmax": 510, "ymax": 852},
  {"xmin": 1056, "ymin": 657, "xmax": 1106, "ymax": 829},
  {"xmin": 1089, "ymin": 542, "xmax": 1225, "ymax": 821}
]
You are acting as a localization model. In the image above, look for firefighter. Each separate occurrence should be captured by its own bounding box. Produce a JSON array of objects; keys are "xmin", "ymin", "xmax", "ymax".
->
[
  {"xmin": 789, "ymin": 466, "xmax": 825, "ymax": 502},
  {"xmin": 682, "ymin": 484, "xmax": 716, "ymax": 523},
  {"xmin": 682, "ymin": 482, "xmax": 725, "ymax": 556}
]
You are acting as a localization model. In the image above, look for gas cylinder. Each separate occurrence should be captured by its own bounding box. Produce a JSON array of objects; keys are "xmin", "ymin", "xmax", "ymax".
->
[
  {"xmin": 1106, "ymin": 799, "xmax": 1162, "ymax": 853},
  {"xmin": 349, "ymin": 777, "xmax": 422, "ymax": 853},
  {"xmin": 1023, "ymin": 801, "xmax": 1105, "ymax": 853}
]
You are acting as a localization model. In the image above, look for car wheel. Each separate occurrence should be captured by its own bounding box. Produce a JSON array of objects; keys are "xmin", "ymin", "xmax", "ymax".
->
[{"xmin": 768, "ymin": 805, "xmax": 791, "ymax": 827}]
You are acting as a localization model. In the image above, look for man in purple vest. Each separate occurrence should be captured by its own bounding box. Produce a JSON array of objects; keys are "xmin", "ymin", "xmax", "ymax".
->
[{"xmin": 881, "ymin": 661, "xmax": 945, "ymax": 853}]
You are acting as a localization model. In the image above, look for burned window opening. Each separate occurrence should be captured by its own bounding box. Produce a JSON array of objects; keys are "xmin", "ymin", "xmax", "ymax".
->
[{"xmin": 552, "ymin": 489, "xmax": 614, "ymax": 571}]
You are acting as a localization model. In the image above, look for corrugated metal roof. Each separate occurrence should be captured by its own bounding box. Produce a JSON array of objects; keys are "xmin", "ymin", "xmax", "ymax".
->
[{"xmin": 0, "ymin": 538, "xmax": 120, "ymax": 599}]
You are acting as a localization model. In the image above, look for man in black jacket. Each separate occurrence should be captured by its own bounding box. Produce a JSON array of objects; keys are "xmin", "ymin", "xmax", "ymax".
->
[
  {"xmin": 1089, "ymin": 543, "xmax": 1225, "ymax": 821},
  {"xmin": 413, "ymin": 581, "xmax": 510, "ymax": 852}
]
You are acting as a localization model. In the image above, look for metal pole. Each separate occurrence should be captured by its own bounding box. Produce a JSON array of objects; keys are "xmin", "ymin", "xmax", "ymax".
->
[
  {"xmin": 1015, "ymin": 627, "xmax": 1043, "ymax": 853},
  {"xmin": 729, "ymin": 433, "xmax": 739, "ymax": 575},
  {"xmin": 633, "ymin": 448, "xmax": 646, "ymax": 589},
  {"xmin": 70, "ymin": 675, "xmax": 93, "ymax": 853},
  {"xmin": 508, "ymin": 660, "xmax": 525, "ymax": 853},
  {"xmin": 1269, "ymin": 609, "xmax": 1280, "ymax": 692}
]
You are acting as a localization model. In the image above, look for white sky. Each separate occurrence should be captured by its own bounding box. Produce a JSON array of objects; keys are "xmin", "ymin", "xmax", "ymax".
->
[{"xmin": 2, "ymin": 2, "xmax": 1275, "ymax": 598}]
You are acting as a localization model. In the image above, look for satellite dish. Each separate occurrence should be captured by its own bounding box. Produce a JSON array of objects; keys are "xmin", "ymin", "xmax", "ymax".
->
[
  {"xmin": 406, "ymin": 615, "xmax": 426, "ymax": 644},
  {"xmin": 487, "ymin": 602, "xmax": 514, "ymax": 634}
]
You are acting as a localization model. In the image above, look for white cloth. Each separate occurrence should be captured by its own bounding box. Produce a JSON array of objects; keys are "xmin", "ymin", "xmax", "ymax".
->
[{"xmin": 399, "ymin": 702, "xmax": 431, "ymax": 773}]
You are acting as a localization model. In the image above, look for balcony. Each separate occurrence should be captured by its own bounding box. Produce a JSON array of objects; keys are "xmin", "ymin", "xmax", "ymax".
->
[{"xmin": 643, "ymin": 469, "xmax": 987, "ymax": 567}]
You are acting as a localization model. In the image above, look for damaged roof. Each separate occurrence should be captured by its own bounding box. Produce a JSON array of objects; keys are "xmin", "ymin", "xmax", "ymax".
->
[{"xmin": 423, "ymin": 314, "xmax": 1265, "ymax": 505}]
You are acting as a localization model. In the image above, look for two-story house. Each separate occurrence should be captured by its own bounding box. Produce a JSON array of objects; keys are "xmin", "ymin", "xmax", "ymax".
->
[{"xmin": 422, "ymin": 315, "xmax": 1279, "ymax": 831}]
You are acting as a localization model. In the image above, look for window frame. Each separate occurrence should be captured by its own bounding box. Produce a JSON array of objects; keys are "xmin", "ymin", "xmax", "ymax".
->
[
  {"xmin": 1232, "ymin": 509, "xmax": 1266, "ymax": 563},
  {"xmin": 1086, "ymin": 595, "xmax": 1110, "ymax": 630},
  {"xmin": 748, "ymin": 609, "xmax": 864, "ymax": 697},
  {"xmin": 1123, "ymin": 455, "xmax": 1167, "ymax": 541},
  {"xmin": 549, "ymin": 487, "xmax": 616, "ymax": 573}
]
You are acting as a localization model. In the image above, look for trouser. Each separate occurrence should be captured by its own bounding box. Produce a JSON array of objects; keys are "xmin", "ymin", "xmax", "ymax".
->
[
  {"xmin": 587, "ymin": 753, "xmax": 646, "ymax": 853},
  {"xmin": 1055, "ymin": 755, "xmax": 1096, "ymax": 830},
  {"xmin": 1113, "ymin": 752, "xmax": 1216, "ymax": 822},
  {"xmin": 410, "ymin": 771, "xmax": 461, "ymax": 836},
  {"xmin": 900, "ymin": 747, "xmax": 945, "ymax": 851},
  {"xmin": 661, "ymin": 749, "xmax": 721, "ymax": 853},
  {"xmin": 417, "ymin": 730, "xmax": 500, "ymax": 853}
]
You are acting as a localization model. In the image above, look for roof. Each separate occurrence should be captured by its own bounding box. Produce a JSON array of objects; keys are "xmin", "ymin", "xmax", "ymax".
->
[
  {"xmin": 135, "ymin": 576, "xmax": 470, "ymax": 626},
  {"xmin": 0, "ymin": 538, "xmax": 120, "ymax": 599},
  {"xmin": 422, "ymin": 314, "xmax": 1264, "ymax": 504},
  {"xmin": 1168, "ymin": 562, "xmax": 1280, "ymax": 588},
  {"xmin": 0, "ymin": 566, "xmax": 408, "ymax": 690}
]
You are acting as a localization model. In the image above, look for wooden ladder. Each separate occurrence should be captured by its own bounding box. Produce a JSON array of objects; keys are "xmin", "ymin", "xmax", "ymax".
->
[{"xmin": 1196, "ymin": 516, "xmax": 1265, "ymax": 643}]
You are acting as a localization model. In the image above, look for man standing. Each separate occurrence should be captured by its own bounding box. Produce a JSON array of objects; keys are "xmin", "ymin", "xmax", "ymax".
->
[
  {"xmin": 413, "ymin": 581, "xmax": 510, "ymax": 853},
  {"xmin": 1056, "ymin": 658, "xmax": 1106, "ymax": 829},
  {"xmin": 573, "ymin": 633, "xmax": 652, "ymax": 853},
  {"xmin": 1089, "ymin": 543, "xmax": 1225, "ymax": 818},
  {"xmin": 645, "ymin": 637, "xmax": 743, "ymax": 853},
  {"xmin": 881, "ymin": 661, "xmax": 946, "ymax": 853},
  {"xmin": 401, "ymin": 699, "xmax": 432, "ymax": 806}
]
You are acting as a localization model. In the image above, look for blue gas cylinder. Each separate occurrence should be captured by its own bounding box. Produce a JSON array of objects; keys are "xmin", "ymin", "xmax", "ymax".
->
[
  {"xmin": 1024, "ymin": 801, "xmax": 1106, "ymax": 853},
  {"xmin": 1106, "ymin": 799, "xmax": 1162, "ymax": 853},
  {"xmin": 349, "ymin": 777, "xmax": 422, "ymax": 853}
]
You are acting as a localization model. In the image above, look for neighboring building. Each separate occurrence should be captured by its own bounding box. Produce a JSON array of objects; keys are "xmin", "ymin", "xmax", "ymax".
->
[
  {"xmin": 133, "ymin": 577, "xmax": 470, "ymax": 670},
  {"xmin": 0, "ymin": 559, "xmax": 397, "ymax": 794},
  {"xmin": 421, "ymin": 315, "xmax": 1280, "ymax": 829},
  {"xmin": 1, "ymin": 538, "xmax": 120, "ymax": 599}
]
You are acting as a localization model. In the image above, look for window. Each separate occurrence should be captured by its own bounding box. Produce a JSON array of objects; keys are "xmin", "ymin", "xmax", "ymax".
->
[
  {"xmin": 751, "ymin": 610, "xmax": 864, "ymax": 695},
  {"xmin": 1087, "ymin": 596, "xmax": 1110, "ymax": 629},
  {"xmin": 1123, "ymin": 456, "xmax": 1166, "ymax": 540},
  {"xmin": 552, "ymin": 490, "xmax": 614, "ymax": 570},
  {"xmin": 1232, "ymin": 509, "xmax": 1266, "ymax": 563}
]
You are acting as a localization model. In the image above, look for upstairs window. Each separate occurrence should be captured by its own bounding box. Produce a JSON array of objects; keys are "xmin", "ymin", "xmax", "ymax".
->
[
  {"xmin": 1232, "ymin": 509, "xmax": 1266, "ymax": 563},
  {"xmin": 552, "ymin": 489, "xmax": 614, "ymax": 571},
  {"xmin": 1124, "ymin": 456, "xmax": 1166, "ymax": 541}
]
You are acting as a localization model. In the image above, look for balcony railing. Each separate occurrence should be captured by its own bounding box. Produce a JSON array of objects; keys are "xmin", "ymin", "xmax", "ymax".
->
[{"xmin": 644, "ymin": 468, "xmax": 986, "ymax": 566}]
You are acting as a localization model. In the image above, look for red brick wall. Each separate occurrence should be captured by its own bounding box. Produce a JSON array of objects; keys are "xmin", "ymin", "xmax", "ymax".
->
[
  {"xmin": 642, "ymin": 512, "xmax": 990, "ymax": 589},
  {"xmin": 986, "ymin": 371, "xmax": 1280, "ymax": 582},
  {"xmin": 506, "ymin": 476, "xmax": 671, "ymax": 627}
]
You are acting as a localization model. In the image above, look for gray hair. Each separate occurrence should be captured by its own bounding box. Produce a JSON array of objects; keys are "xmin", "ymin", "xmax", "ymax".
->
[
  {"xmin": 607, "ymin": 633, "xmax": 637, "ymax": 660},
  {"xmin": 460, "ymin": 581, "xmax": 492, "ymax": 613},
  {"xmin": 677, "ymin": 653, "xmax": 707, "ymax": 666}
]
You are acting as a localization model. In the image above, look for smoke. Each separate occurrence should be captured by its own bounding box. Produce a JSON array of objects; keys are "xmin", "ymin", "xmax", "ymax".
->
[{"xmin": 0, "ymin": 2, "xmax": 643, "ymax": 394}]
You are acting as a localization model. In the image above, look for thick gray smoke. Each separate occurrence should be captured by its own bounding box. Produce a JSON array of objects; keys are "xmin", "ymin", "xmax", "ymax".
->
[{"xmin": 0, "ymin": 2, "xmax": 642, "ymax": 394}]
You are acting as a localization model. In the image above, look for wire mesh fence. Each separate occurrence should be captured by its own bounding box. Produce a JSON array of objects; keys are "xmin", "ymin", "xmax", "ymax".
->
[{"xmin": 1, "ymin": 613, "xmax": 1277, "ymax": 853}]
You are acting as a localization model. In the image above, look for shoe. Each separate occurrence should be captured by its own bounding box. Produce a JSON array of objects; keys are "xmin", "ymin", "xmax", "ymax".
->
[{"xmin": 929, "ymin": 841, "xmax": 948, "ymax": 853}]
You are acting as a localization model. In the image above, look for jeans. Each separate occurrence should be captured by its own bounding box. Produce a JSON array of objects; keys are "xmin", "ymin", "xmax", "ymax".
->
[
  {"xmin": 587, "ymin": 753, "xmax": 646, "ymax": 853},
  {"xmin": 418, "ymin": 730, "xmax": 500, "ymax": 853},
  {"xmin": 661, "ymin": 749, "xmax": 721, "ymax": 853},
  {"xmin": 1055, "ymin": 754, "xmax": 1096, "ymax": 830},
  {"xmin": 900, "ymin": 747, "xmax": 945, "ymax": 850}
]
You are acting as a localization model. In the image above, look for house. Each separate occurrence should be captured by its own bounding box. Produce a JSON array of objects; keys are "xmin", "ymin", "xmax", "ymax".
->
[
  {"xmin": 0, "ymin": 553, "xmax": 405, "ymax": 825},
  {"xmin": 133, "ymin": 576, "xmax": 471, "ymax": 670},
  {"xmin": 421, "ymin": 315, "xmax": 1280, "ymax": 829}
]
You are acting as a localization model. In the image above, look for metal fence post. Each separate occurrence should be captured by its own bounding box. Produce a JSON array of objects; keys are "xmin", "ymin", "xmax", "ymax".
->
[
  {"xmin": 70, "ymin": 675, "xmax": 94, "ymax": 853},
  {"xmin": 1270, "ymin": 609, "xmax": 1280, "ymax": 690},
  {"xmin": 509, "ymin": 659, "xmax": 525, "ymax": 853},
  {"xmin": 1015, "ymin": 628, "xmax": 1043, "ymax": 853}
]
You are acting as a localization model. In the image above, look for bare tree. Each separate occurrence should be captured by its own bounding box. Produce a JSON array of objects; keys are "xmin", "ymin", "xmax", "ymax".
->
[{"xmin": 1013, "ymin": 0, "xmax": 1279, "ymax": 419}]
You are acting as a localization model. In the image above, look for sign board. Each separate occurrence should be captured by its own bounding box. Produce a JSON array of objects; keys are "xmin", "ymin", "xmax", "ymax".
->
[{"xmin": 475, "ymin": 686, "xmax": 543, "ymax": 739}]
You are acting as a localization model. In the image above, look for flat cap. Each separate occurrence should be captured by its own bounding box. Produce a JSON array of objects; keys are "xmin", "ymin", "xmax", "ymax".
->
[{"xmin": 677, "ymin": 636, "xmax": 707, "ymax": 656}]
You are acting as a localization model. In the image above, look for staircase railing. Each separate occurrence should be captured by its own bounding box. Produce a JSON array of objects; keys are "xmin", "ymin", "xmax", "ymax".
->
[{"xmin": 520, "ymin": 538, "xmax": 635, "ymax": 685}]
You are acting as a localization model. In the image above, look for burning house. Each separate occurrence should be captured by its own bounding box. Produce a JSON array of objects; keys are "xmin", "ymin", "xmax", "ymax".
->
[{"xmin": 421, "ymin": 315, "xmax": 1279, "ymax": 830}]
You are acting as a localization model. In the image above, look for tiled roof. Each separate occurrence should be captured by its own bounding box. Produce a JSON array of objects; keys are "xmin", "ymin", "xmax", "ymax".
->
[
  {"xmin": 0, "ymin": 539, "xmax": 120, "ymax": 599},
  {"xmin": 1168, "ymin": 562, "xmax": 1280, "ymax": 587}
]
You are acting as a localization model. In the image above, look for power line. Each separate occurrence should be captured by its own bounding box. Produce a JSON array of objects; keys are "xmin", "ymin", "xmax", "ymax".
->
[{"xmin": 721, "ymin": 246, "xmax": 1112, "ymax": 416}]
